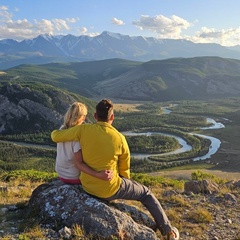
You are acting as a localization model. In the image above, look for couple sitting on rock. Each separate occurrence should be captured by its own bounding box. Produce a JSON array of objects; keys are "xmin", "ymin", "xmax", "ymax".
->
[{"xmin": 51, "ymin": 99, "xmax": 179, "ymax": 240}]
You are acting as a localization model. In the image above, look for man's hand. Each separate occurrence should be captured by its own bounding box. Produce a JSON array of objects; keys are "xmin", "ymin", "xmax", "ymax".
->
[{"xmin": 96, "ymin": 170, "xmax": 114, "ymax": 181}]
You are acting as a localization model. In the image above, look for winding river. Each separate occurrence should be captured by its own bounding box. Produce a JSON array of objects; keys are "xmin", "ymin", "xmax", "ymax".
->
[
  {"xmin": 122, "ymin": 108, "xmax": 225, "ymax": 161},
  {"xmin": 3, "ymin": 107, "xmax": 224, "ymax": 162}
]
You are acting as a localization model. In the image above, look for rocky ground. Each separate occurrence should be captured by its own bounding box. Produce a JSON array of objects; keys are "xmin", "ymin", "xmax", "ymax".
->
[
  {"xmin": 175, "ymin": 191, "xmax": 240, "ymax": 240},
  {"xmin": 0, "ymin": 179, "xmax": 240, "ymax": 240}
]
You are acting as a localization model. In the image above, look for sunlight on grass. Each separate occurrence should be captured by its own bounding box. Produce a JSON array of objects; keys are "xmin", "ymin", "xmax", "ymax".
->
[
  {"xmin": 72, "ymin": 224, "xmax": 85, "ymax": 238},
  {"xmin": 165, "ymin": 195, "xmax": 191, "ymax": 208},
  {"xmin": 186, "ymin": 207, "xmax": 213, "ymax": 224},
  {"xmin": 114, "ymin": 103, "xmax": 142, "ymax": 112},
  {"xmin": 18, "ymin": 225, "xmax": 45, "ymax": 239}
]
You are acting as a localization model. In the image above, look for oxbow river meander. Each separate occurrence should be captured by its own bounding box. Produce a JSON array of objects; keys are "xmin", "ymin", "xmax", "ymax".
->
[
  {"xmin": 5, "ymin": 107, "xmax": 225, "ymax": 162},
  {"xmin": 122, "ymin": 107, "xmax": 225, "ymax": 161}
]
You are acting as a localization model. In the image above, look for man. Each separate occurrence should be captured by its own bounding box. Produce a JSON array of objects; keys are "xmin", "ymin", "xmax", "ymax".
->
[{"xmin": 51, "ymin": 99, "xmax": 179, "ymax": 240}]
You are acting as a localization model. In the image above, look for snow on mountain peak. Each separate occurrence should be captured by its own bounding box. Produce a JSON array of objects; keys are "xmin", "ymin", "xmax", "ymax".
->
[{"xmin": 101, "ymin": 31, "xmax": 124, "ymax": 40}]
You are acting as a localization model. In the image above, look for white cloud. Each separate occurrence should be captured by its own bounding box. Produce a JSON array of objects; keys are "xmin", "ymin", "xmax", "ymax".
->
[
  {"xmin": 77, "ymin": 27, "xmax": 100, "ymax": 37},
  {"xmin": 66, "ymin": 17, "xmax": 79, "ymax": 23},
  {"xmin": 133, "ymin": 15, "xmax": 191, "ymax": 38},
  {"xmin": 1, "ymin": 5, "xmax": 240, "ymax": 46},
  {"xmin": 132, "ymin": 14, "xmax": 240, "ymax": 46},
  {"xmin": 0, "ymin": 5, "xmax": 79, "ymax": 40},
  {"xmin": 52, "ymin": 19, "xmax": 70, "ymax": 31},
  {"xmin": 190, "ymin": 27, "xmax": 240, "ymax": 46},
  {"xmin": 78, "ymin": 27, "xmax": 88, "ymax": 35},
  {"xmin": 0, "ymin": 6, "xmax": 8, "ymax": 11},
  {"xmin": 112, "ymin": 17, "xmax": 125, "ymax": 26},
  {"xmin": 6, "ymin": 19, "xmax": 33, "ymax": 29},
  {"xmin": 0, "ymin": 5, "xmax": 12, "ymax": 21},
  {"xmin": 35, "ymin": 19, "xmax": 54, "ymax": 33}
]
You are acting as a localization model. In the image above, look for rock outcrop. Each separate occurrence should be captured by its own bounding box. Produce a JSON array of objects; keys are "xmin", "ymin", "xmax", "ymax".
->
[
  {"xmin": 28, "ymin": 179, "xmax": 158, "ymax": 240},
  {"xmin": 0, "ymin": 83, "xmax": 78, "ymax": 134},
  {"xmin": 184, "ymin": 179, "xmax": 220, "ymax": 194}
]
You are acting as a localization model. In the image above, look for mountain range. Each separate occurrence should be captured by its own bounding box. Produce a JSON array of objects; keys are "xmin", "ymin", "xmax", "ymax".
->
[{"xmin": 1, "ymin": 31, "xmax": 240, "ymax": 70}]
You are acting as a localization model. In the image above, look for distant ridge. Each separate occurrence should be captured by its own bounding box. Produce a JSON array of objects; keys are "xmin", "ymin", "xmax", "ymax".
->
[
  {"xmin": 3, "ymin": 57, "xmax": 240, "ymax": 102},
  {"xmin": 1, "ymin": 31, "xmax": 240, "ymax": 69}
]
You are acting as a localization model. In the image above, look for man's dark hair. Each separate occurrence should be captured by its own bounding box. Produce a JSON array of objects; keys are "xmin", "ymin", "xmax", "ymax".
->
[{"xmin": 96, "ymin": 99, "xmax": 113, "ymax": 121}]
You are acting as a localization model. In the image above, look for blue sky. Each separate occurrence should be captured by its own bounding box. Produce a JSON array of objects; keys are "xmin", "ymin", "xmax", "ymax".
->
[{"xmin": 0, "ymin": 0, "xmax": 240, "ymax": 46}]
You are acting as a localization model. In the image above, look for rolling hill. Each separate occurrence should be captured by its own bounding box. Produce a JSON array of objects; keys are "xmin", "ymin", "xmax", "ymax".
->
[{"xmin": 2, "ymin": 56, "xmax": 240, "ymax": 102}]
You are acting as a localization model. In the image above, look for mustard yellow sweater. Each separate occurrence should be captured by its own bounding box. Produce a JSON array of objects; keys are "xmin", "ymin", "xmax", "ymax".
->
[{"xmin": 51, "ymin": 122, "xmax": 130, "ymax": 198}]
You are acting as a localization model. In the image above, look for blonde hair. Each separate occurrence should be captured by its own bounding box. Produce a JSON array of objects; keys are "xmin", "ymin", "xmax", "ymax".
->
[{"xmin": 62, "ymin": 102, "xmax": 88, "ymax": 129}]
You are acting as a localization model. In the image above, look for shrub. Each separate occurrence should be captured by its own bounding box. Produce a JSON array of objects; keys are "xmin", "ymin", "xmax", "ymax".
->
[
  {"xmin": 0, "ymin": 170, "xmax": 57, "ymax": 182},
  {"xmin": 191, "ymin": 170, "xmax": 227, "ymax": 184}
]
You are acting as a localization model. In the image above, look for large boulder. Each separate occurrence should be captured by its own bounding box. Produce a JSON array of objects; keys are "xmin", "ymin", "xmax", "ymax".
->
[{"xmin": 28, "ymin": 179, "xmax": 158, "ymax": 240}]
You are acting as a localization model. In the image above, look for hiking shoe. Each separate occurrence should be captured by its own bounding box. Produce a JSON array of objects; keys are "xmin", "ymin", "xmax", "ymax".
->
[{"xmin": 167, "ymin": 227, "xmax": 179, "ymax": 240}]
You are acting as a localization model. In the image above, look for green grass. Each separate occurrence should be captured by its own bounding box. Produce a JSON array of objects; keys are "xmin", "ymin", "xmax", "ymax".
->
[{"xmin": 0, "ymin": 170, "xmax": 57, "ymax": 182}]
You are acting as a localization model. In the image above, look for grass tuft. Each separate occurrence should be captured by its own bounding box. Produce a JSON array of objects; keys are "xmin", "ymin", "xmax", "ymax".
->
[{"xmin": 186, "ymin": 207, "xmax": 213, "ymax": 223}]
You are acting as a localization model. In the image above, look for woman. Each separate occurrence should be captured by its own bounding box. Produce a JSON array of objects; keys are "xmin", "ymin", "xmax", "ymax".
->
[{"xmin": 55, "ymin": 102, "xmax": 113, "ymax": 184}]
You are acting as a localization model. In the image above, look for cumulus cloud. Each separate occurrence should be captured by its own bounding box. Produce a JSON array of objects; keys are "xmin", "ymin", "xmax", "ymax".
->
[
  {"xmin": 52, "ymin": 19, "xmax": 71, "ymax": 31},
  {"xmin": 112, "ymin": 17, "xmax": 125, "ymax": 26},
  {"xmin": 132, "ymin": 14, "xmax": 240, "ymax": 46},
  {"xmin": 1, "ymin": 5, "xmax": 239, "ymax": 46},
  {"xmin": 0, "ymin": 5, "xmax": 79, "ymax": 40},
  {"xmin": 66, "ymin": 17, "xmax": 79, "ymax": 23},
  {"xmin": 79, "ymin": 27, "xmax": 88, "ymax": 35},
  {"xmin": 133, "ymin": 14, "xmax": 190, "ymax": 38},
  {"xmin": 191, "ymin": 27, "xmax": 240, "ymax": 46},
  {"xmin": 0, "ymin": 5, "xmax": 12, "ymax": 21},
  {"xmin": 77, "ymin": 27, "xmax": 99, "ymax": 37}
]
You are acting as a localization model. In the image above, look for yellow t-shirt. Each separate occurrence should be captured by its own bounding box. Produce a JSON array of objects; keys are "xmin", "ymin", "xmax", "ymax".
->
[{"xmin": 51, "ymin": 122, "xmax": 130, "ymax": 198}]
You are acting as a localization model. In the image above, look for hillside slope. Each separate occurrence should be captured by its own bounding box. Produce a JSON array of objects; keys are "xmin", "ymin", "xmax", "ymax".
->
[
  {"xmin": 0, "ymin": 82, "xmax": 95, "ymax": 134},
  {"xmin": 2, "ymin": 57, "xmax": 240, "ymax": 101}
]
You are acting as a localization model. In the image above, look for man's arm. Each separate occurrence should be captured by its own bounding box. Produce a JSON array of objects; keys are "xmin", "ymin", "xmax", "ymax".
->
[
  {"xmin": 73, "ymin": 150, "xmax": 113, "ymax": 181},
  {"xmin": 118, "ymin": 136, "xmax": 131, "ymax": 179},
  {"xmin": 51, "ymin": 125, "xmax": 81, "ymax": 143}
]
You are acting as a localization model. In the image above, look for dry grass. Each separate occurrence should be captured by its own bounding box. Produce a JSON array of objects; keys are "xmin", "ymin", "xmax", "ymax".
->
[
  {"xmin": 0, "ymin": 179, "xmax": 43, "ymax": 205},
  {"xmin": 71, "ymin": 224, "xmax": 86, "ymax": 238},
  {"xmin": 0, "ymin": 171, "xmax": 239, "ymax": 239},
  {"xmin": 114, "ymin": 103, "xmax": 142, "ymax": 112},
  {"xmin": 150, "ymin": 169, "xmax": 240, "ymax": 181},
  {"xmin": 186, "ymin": 207, "xmax": 213, "ymax": 224},
  {"xmin": 18, "ymin": 225, "xmax": 46, "ymax": 239}
]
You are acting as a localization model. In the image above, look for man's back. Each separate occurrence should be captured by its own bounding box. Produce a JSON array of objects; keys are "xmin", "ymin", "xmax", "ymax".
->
[{"xmin": 51, "ymin": 121, "xmax": 130, "ymax": 198}]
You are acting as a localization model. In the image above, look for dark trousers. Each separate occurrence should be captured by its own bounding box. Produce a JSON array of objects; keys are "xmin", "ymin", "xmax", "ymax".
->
[{"xmin": 101, "ymin": 177, "xmax": 172, "ymax": 236}]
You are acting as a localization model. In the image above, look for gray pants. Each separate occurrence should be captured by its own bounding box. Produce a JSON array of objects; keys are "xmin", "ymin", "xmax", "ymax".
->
[{"xmin": 102, "ymin": 177, "xmax": 172, "ymax": 236}]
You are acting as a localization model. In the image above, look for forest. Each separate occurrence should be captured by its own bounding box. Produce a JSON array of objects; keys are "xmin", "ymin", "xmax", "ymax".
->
[{"xmin": 1, "ymin": 97, "xmax": 233, "ymax": 174}]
